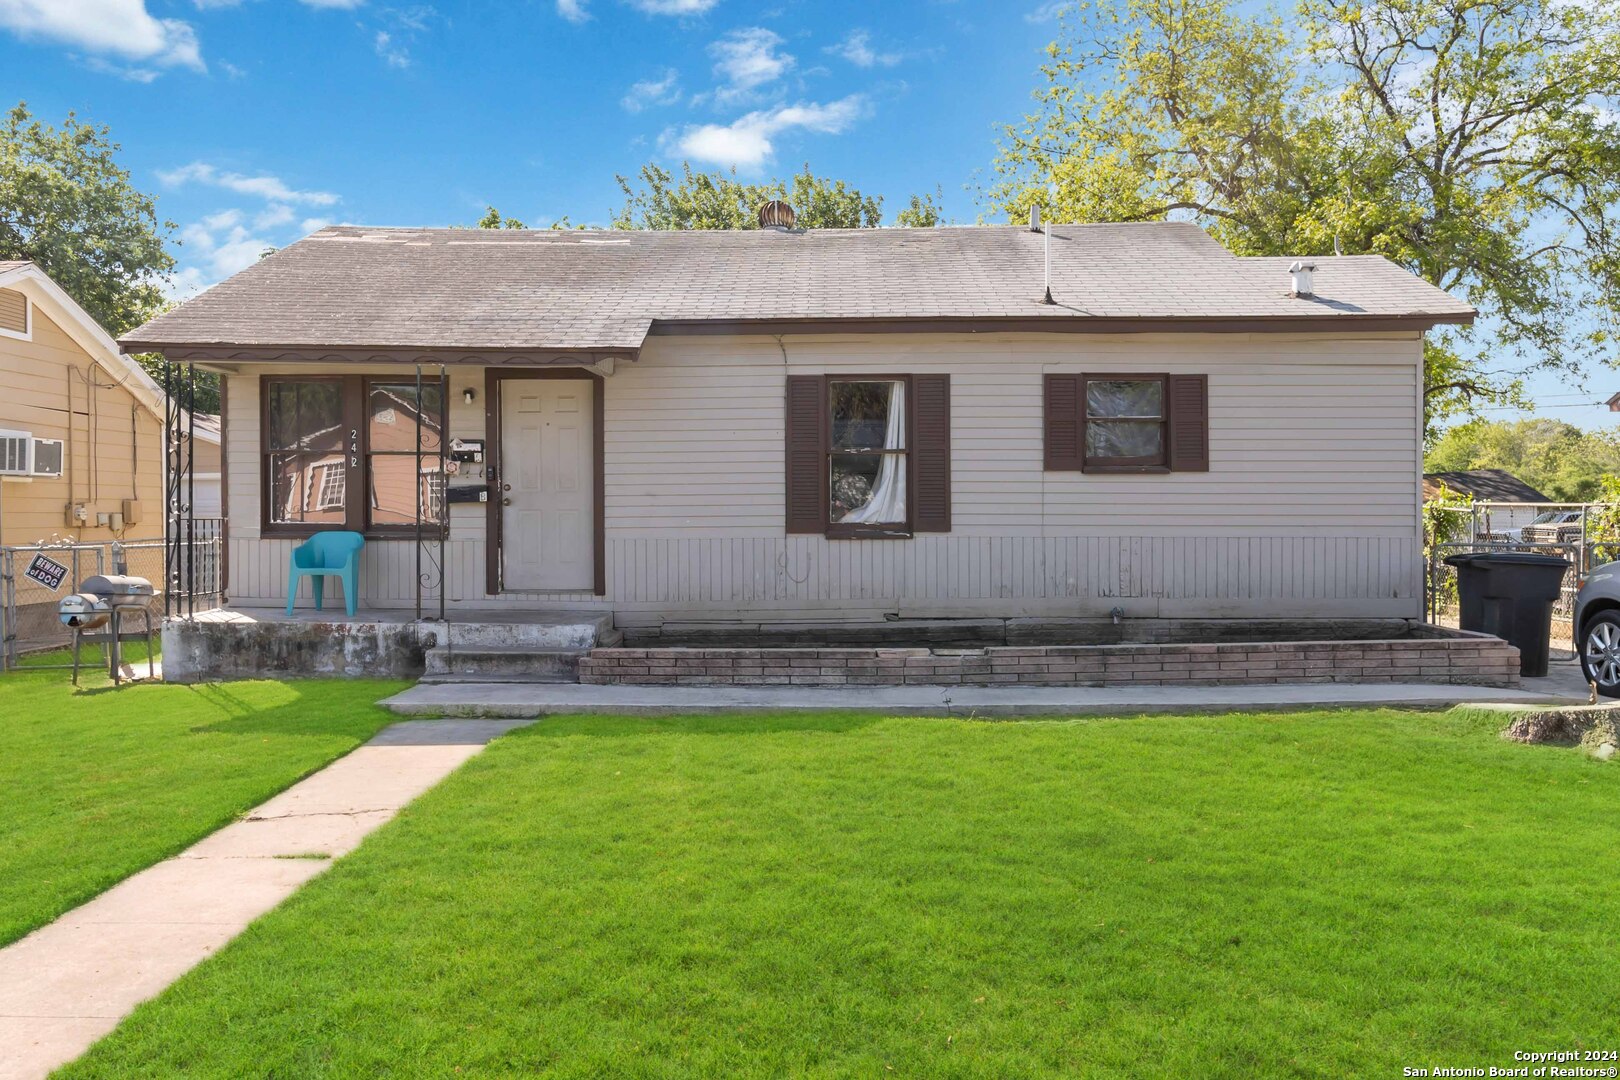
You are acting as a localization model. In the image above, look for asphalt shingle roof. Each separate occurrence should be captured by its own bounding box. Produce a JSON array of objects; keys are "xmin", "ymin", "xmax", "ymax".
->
[
  {"xmin": 122, "ymin": 222, "xmax": 1475, "ymax": 352},
  {"xmin": 1423, "ymin": 469, "xmax": 1551, "ymax": 503}
]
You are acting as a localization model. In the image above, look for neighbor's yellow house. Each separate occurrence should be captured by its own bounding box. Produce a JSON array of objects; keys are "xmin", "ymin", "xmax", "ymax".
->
[{"xmin": 0, "ymin": 261, "xmax": 166, "ymax": 549}]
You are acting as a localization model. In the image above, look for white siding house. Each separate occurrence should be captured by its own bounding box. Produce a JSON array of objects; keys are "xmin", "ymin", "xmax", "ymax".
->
[{"xmin": 123, "ymin": 220, "xmax": 1471, "ymax": 632}]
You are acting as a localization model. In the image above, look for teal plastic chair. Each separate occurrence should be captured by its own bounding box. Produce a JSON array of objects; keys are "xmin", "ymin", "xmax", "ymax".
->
[{"xmin": 286, "ymin": 531, "xmax": 365, "ymax": 617}]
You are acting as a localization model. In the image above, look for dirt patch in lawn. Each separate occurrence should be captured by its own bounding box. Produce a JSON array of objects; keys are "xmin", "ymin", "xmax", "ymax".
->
[{"xmin": 1504, "ymin": 705, "xmax": 1620, "ymax": 755}]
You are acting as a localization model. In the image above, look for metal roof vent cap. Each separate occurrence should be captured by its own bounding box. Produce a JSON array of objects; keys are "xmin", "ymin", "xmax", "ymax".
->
[
  {"xmin": 1289, "ymin": 260, "xmax": 1317, "ymax": 298},
  {"xmin": 758, "ymin": 200, "xmax": 796, "ymax": 231}
]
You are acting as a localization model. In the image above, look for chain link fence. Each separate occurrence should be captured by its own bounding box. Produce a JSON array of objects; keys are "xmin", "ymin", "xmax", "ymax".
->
[
  {"xmin": 1426, "ymin": 540, "xmax": 1581, "ymax": 661},
  {"xmin": 1, "ymin": 520, "xmax": 223, "ymax": 669},
  {"xmin": 1420, "ymin": 500, "xmax": 1620, "ymax": 664}
]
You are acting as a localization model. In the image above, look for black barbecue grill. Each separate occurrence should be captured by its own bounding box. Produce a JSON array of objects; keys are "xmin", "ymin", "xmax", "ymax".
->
[{"xmin": 58, "ymin": 572, "xmax": 158, "ymax": 684}]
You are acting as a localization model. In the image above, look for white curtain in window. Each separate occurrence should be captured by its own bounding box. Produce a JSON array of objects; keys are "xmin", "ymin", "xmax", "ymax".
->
[{"xmin": 844, "ymin": 381, "xmax": 906, "ymax": 524}]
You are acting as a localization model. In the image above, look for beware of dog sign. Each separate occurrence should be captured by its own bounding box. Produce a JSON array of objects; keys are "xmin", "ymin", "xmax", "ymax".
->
[{"xmin": 25, "ymin": 553, "xmax": 69, "ymax": 592}]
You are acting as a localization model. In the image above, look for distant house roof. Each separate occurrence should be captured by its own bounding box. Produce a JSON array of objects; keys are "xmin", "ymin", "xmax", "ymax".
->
[
  {"xmin": 1423, "ymin": 468, "xmax": 1550, "ymax": 503},
  {"xmin": 120, "ymin": 222, "xmax": 1476, "ymax": 359},
  {"xmin": 187, "ymin": 413, "xmax": 221, "ymax": 445}
]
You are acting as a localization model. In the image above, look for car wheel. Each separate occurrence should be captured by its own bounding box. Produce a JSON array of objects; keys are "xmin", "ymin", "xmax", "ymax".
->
[{"xmin": 1581, "ymin": 612, "xmax": 1620, "ymax": 698}]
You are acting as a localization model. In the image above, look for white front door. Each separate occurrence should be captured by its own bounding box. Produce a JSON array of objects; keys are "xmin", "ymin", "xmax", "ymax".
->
[{"xmin": 500, "ymin": 379, "xmax": 594, "ymax": 591}]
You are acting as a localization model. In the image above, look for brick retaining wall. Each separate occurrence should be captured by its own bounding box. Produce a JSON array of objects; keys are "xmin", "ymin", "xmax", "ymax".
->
[{"xmin": 578, "ymin": 628, "xmax": 1520, "ymax": 689}]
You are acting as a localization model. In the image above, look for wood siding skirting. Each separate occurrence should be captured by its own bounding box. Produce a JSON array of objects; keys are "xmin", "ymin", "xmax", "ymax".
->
[{"xmin": 232, "ymin": 532, "xmax": 1421, "ymax": 619}]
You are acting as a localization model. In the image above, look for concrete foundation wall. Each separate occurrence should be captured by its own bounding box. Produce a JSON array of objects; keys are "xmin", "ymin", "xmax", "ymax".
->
[{"xmin": 161, "ymin": 617, "xmax": 437, "ymax": 682}]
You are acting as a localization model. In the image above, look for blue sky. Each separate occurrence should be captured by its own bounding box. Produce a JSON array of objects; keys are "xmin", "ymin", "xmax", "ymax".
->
[
  {"xmin": 2, "ymin": 0, "xmax": 1059, "ymax": 292},
  {"xmin": 0, "ymin": 0, "xmax": 1606, "ymax": 427}
]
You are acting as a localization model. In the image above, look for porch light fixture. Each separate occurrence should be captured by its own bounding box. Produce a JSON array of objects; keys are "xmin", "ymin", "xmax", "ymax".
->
[{"xmin": 463, "ymin": 387, "xmax": 476, "ymax": 405}]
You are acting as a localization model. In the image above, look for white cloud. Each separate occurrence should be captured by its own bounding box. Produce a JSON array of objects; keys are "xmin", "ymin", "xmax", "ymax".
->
[
  {"xmin": 386, "ymin": 5, "xmax": 434, "ymax": 31},
  {"xmin": 622, "ymin": 68, "xmax": 681, "ymax": 112},
  {"xmin": 158, "ymin": 162, "xmax": 340, "ymax": 206},
  {"xmin": 82, "ymin": 56, "xmax": 163, "ymax": 81},
  {"xmin": 666, "ymin": 95, "xmax": 866, "ymax": 169},
  {"xmin": 166, "ymin": 266, "xmax": 210, "ymax": 300},
  {"xmin": 374, "ymin": 29, "xmax": 409, "ymax": 67},
  {"xmin": 557, "ymin": 0, "xmax": 713, "ymax": 23},
  {"xmin": 300, "ymin": 0, "xmax": 366, "ymax": 8},
  {"xmin": 253, "ymin": 203, "xmax": 296, "ymax": 230},
  {"xmin": 708, "ymin": 27, "xmax": 793, "ymax": 105},
  {"xmin": 630, "ymin": 0, "xmax": 717, "ymax": 12},
  {"xmin": 827, "ymin": 30, "xmax": 900, "ymax": 68},
  {"xmin": 1025, "ymin": 2, "xmax": 1072, "ymax": 22},
  {"xmin": 178, "ymin": 208, "xmax": 273, "ymax": 282},
  {"xmin": 170, "ymin": 205, "xmax": 337, "ymax": 298},
  {"xmin": 0, "ymin": 0, "xmax": 204, "ymax": 73}
]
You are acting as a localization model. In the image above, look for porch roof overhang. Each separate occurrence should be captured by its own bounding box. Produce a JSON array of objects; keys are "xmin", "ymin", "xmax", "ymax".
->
[{"xmin": 124, "ymin": 343, "xmax": 639, "ymax": 369}]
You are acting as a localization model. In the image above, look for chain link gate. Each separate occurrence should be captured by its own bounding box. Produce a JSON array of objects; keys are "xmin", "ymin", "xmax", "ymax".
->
[{"xmin": 1, "ymin": 525, "xmax": 223, "ymax": 670}]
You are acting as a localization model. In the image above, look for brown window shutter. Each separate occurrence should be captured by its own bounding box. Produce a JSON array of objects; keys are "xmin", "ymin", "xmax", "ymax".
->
[
  {"xmin": 784, "ymin": 375, "xmax": 826, "ymax": 534},
  {"xmin": 1168, "ymin": 374, "xmax": 1209, "ymax": 471},
  {"xmin": 912, "ymin": 374, "xmax": 951, "ymax": 532},
  {"xmin": 1043, "ymin": 373, "xmax": 1083, "ymax": 470}
]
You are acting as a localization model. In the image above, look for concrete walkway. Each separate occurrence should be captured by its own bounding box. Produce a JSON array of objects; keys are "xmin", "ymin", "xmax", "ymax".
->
[
  {"xmin": 0, "ymin": 718, "xmax": 531, "ymax": 1080},
  {"xmin": 382, "ymin": 662, "xmax": 1592, "ymax": 718}
]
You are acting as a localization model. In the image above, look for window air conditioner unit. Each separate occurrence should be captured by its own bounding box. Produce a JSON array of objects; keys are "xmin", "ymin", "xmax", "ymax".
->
[
  {"xmin": 31, "ymin": 438, "xmax": 63, "ymax": 478},
  {"xmin": 0, "ymin": 429, "xmax": 31, "ymax": 476}
]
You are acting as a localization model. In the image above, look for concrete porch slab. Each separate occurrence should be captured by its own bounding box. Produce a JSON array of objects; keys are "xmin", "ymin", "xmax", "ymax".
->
[
  {"xmin": 162, "ymin": 606, "xmax": 614, "ymax": 682},
  {"xmin": 380, "ymin": 661, "xmax": 1592, "ymax": 718},
  {"xmin": 188, "ymin": 605, "xmax": 607, "ymax": 628}
]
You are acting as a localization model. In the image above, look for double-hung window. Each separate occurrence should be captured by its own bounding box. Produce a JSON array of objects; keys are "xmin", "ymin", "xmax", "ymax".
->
[
  {"xmin": 265, "ymin": 379, "xmax": 348, "ymax": 527},
  {"xmin": 1043, "ymin": 372, "xmax": 1208, "ymax": 473},
  {"xmin": 262, "ymin": 376, "xmax": 446, "ymax": 536},
  {"xmin": 366, "ymin": 381, "xmax": 445, "ymax": 529},
  {"xmin": 828, "ymin": 378, "xmax": 910, "ymax": 536},
  {"xmin": 1084, "ymin": 376, "xmax": 1167, "ymax": 469},
  {"xmin": 784, "ymin": 373, "xmax": 952, "ymax": 537}
]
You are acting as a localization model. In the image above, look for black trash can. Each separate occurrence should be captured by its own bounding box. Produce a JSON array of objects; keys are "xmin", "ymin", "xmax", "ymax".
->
[{"xmin": 1443, "ymin": 552, "xmax": 1571, "ymax": 677}]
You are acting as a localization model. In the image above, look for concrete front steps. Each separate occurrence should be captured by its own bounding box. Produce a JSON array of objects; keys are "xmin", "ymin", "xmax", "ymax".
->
[
  {"xmin": 418, "ymin": 613, "xmax": 619, "ymax": 685},
  {"xmin": 422, "ymin": 646, "xmax": 589, "ymax": 684}
]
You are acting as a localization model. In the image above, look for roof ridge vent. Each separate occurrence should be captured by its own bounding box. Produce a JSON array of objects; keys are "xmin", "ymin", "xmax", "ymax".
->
[{"xmin": 758, "ymin": 200, "xmax": 795, "ymax": 231}]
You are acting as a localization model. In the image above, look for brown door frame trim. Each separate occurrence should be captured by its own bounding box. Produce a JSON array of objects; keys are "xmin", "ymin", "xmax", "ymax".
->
[{"xmin": 484, "ymin": 368, "xmax": 606, "ymax": 597}]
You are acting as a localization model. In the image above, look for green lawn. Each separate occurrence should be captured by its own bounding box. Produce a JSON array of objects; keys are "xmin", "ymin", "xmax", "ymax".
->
[
  {"xmin": 60, "ymin": 709, "xmax": 1620, "ymax": 1078},
  {"xmin": 0, "ymin": 658, "xmax": 406, "ymax": 946}
]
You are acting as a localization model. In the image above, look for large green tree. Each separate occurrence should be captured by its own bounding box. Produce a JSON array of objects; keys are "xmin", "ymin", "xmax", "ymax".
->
[
  {"xmin": 475, "ymin": 206, "xmax": 527, "ymax": 229},
  {"xmin": 990, "ymin": 0, "xmax": 1620, "ymax": 432},
  {"xmin": 612, "ymin": 163, "xmax": 941, "ymax": 230},
  {"xmin": 1426, "ymin": 418, "xmax": 1620, "ymax": 501},
  {"xmin": 0, "ymin": 103, "xmax": 174, "ymax": 337}
]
